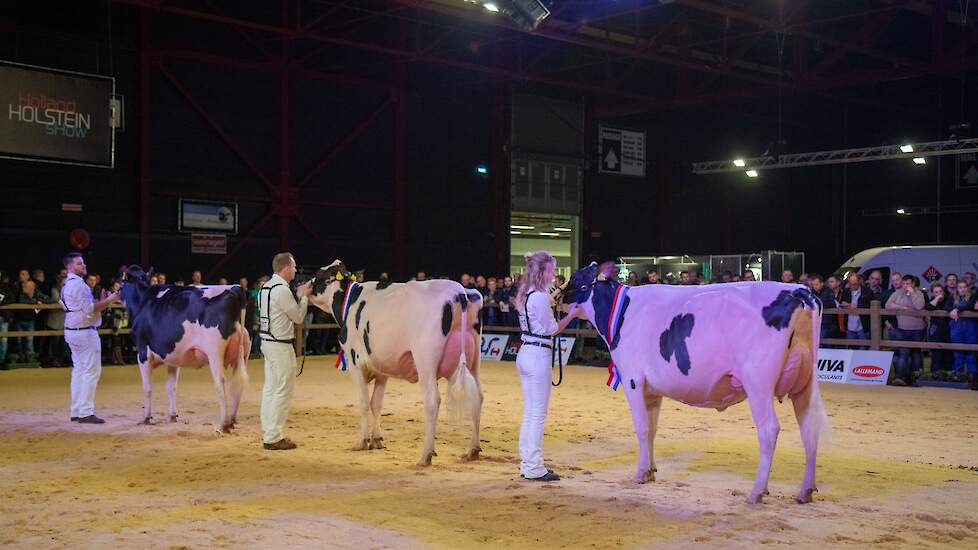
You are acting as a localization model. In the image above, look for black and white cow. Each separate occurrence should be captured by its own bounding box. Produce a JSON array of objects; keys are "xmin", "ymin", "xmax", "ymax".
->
[
  {"xmin": 308, "ymin": 261, "xmax": 484, "ymax": 466},
  {"xmin": 565, "ymin": 262, "xmax": 827, "ymax": 504},
  {"xmin": 120, "ymin": 266, "xmax": 250, "ymax": 433}
]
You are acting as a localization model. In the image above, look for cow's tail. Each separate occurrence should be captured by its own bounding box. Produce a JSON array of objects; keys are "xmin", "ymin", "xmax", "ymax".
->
[{"xmin": 446, "ymin": 290, "xmax": 483, "ymax": 425}]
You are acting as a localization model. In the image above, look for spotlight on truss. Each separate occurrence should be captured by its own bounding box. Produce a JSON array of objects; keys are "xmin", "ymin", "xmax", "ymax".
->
[{"xmin": 474, "ymin": 0, "xmax": 550, "ymax": 31}]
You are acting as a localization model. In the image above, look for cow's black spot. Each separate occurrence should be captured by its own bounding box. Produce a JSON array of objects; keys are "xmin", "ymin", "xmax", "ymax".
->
[
  {"xmin": 660, "ymin": 313, "xmax": 695, "ymax": 376},
  {"xmin": 467, "ymin": 291, "xmax": 481, "ymax": 303},
  {"xmin": 762, "ymin": 288, "xmax": 819, "ymax": 330},
  {"xmin": 355, "ymin": 301, "xmax": 366, "ymax": 330},
  {"xmin": 338, "ymin": 324, "xmax": 348, "ymax": 345},
  {"xmin": 473, "ymin": 320, "xmax": 482, "ymax": 333},
  {"xmin": 630, "ymin": 379, "xmax": 636, "ymax": 390},
  {"xmin": 331, "ymin": 290, "xmax": 345, "ymax": 325},
  {"xmin": 455, "ymin": 293, "xmax": 468, "ymax": 311},
  {"xmin": 442, "ymin": 302, "xmax": 453, "ymax": 336},
  {"xmin": 376, "ymin": 278, "xmax": 393, "ymax": 290},
  {"xmin": 122, "ymin": 284, "xmax": 247, "ymax": 363},
  {"xmin": 363, "ymin": 326, "xmax": 372, "ymax": 355},
  {"xmin": 591, "ymin": 284, "xmax": 630, "ymax": 351},
  {"xmin": 365, "ymin": 321, "xmax": 371, "ymax": 334},
  {"xmin": 350, "ymin": 348, "xmax": 358, "ymax": 366}
]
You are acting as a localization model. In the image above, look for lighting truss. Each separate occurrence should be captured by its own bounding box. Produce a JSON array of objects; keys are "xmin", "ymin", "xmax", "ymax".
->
[{"xmin": 692, "ymin": 138, "xmax": 978, "ymax": 175}]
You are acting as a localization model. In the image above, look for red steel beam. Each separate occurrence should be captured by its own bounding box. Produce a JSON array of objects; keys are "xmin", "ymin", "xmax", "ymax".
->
[{"xmin": 156, "ymin": 63, "xmax": 275, "ymax": 191}]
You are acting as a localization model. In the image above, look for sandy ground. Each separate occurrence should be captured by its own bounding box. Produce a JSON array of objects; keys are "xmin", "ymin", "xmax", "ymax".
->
[{"xmin": 1, "ymin": 357, "xmax": 977, "ymax": 550}]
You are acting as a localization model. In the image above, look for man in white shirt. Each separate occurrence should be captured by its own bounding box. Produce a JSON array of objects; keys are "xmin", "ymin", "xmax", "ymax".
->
[
  {"xmin": 61, "ymin": 252, "xmax": 119, "ymax": 424},
  {"xmin": 259, "ymin": 252, "xmax": 311, "ymax": 450}
]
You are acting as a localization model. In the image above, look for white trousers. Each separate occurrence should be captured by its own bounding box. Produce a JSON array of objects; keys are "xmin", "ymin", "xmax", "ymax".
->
[
  {"xmin": 66, "ymin": 329, "xmax": 101, "ymax": 418},
  {"xmin": 517, "ymin": 344, "xmax": 553, "ymax": 478},
  {"xmin": 260, "ymin": 341, "xmax": 297, "ymax": 444}
]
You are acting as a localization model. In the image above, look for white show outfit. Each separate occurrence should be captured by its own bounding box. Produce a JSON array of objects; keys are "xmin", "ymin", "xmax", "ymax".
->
[
  {"xmin": 516, "ymin": 289, "xmax": 558, "ymax": 479},
  {"xmin": 258, "ymin": 274, "xmax": 308, "ymax": 444},
  {"xmin": 62, "ymin": 273, "xmax": 102, "ymax": 418}
]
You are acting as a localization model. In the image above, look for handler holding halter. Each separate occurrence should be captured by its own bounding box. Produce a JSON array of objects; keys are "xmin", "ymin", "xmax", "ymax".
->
[{"xmin": 515, "ymin": 251, "xmax": 579, "ymax": 482}]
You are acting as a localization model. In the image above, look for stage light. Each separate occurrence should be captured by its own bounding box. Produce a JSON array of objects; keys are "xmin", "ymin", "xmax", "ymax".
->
[
  {"xmin": 552, "ymin": 227, "xmax": 572, "ymax": 232},
  {"xmin": 510, "ymin": 230, "xmax": 522, "ymax": 234},
  {"xmin": 733, "ymin": 159, "xmax": 746, "ymax": 167},
  {"xmin": 900, "ymin": 144, "xmax": 914, "ymax": 153},
  {"xmin": 896, "ymin": 208, "xmax": 908, "ymax": 215},
  {"xmin": 475, "ymin": 164, "xmax": 488, "ymax": 175},
  {"xmin": 912, "ymin": 157, "xmax": 926, "ymax": 164},
  {"xmin": 538, "ymin": 232, "xmax": 560, "ymax": 237},
  {"xmin": 510, "ymin": 224, "xmax": 535, "ymax": 230},
  {"xmin": 745, "ymin": 169, "xmax": 759, "ymax": 177},
  {"xmin": 484, "ymin": 2, "xmax": 499, "ymax": 12}
]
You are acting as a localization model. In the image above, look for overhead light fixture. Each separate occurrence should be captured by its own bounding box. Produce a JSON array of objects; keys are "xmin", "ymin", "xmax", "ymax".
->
[
  {"xmin": 745, "ymin": 169, "xmax": 759, "ymax": 177},
  {"xmin": 900, "ymin": 144, "xmax": 914, "ymax": 153},
  {"xmin": 912, "ymin": 157, "xmax": 926, "ymax": 164},
  {"xmin": 896, "ymin": 208, "xmax": 908, "ymax": 215},
  {"xmin": 552, "ymin": 227, "xmax": 572, "ymax": 232},
  {"xmin": 510, "ymin": 224, "xmax": 535, "ymax": 230},
  {"xmin": 733, "ymin": 159, "xmax": 746, "ymax": 167},
  {"xmin": 510, "ymin": 230, "xmax": 522, "ymax": 234},
  {"xmin": 483, "ymin": 2, "xmax": 499, "ymax": 12},
  {"xmin": 538, "ymin": 232, "xmax": 560, "ymax": 237},
  {"xmin": 475, "ymin": 164, "xmax": 488, "ymax": 175}
]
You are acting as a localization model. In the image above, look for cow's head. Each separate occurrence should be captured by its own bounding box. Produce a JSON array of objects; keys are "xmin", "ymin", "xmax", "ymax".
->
[
  {"xmin": 308, "ymin": 259, "xmax": 356, "ymax": 321},
  {"xmin": 119, "ymin": 264, "xmax": 154, "ymax": 312},
  {"xmin": 564, "ymin": 261, "xmax": 620, "ymax": 330}
]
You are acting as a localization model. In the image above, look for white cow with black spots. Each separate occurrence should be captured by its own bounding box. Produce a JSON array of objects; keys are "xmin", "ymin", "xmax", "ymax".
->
[
  {"xmin": 308, "ymin": 261, "xmax": 484, "ymax": 466},
  {"xmin": 565, "ymin": 262, "xmax": 827, "ymax": 504}
]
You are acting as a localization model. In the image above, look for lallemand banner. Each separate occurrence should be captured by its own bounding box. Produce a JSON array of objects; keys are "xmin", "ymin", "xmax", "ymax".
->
[{"xmin": 0, "ymin": 60, "xmax": 114, "ymax": 167}]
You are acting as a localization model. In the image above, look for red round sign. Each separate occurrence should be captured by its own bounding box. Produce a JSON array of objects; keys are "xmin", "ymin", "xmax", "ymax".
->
[
  {"xmin": 853, "ymin": 365, "xmax": 884, "ymax": 378},
  {"xmin": 68, "ymin": 228, "xmax": 91, "ymax": 251}
]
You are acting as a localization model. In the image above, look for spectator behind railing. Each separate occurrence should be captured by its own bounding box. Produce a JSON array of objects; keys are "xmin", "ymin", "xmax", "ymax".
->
[
  {"xmin": 840, "ymin": 273, "xmax": 872, "ymax": 348},
  {"xmin": 742, "ymin": 269, "xmax": 756, "ymax": 282},
  {"xmin": 13, "ymin": 280, "xmax": 49, "ymax": 363},
  {"xmin": 886, "ymin": 274, "xmax": 926, "ymax": 386},
  {"xmin": 0, "ymin": 272, "xmax": 14, "ymax": 368},
  {"xmin": 948, "ymin": 281, "xmax": 978, "ymax": 389},
  {"xmin": 926, "ymin": 282, "xmax": 953, "ymax": 375},
  {"xmin": 781, "ymin": 269, "xmax": 795, "ymax": 284},
  {"xmin": 811, "ymin": 275, "xmax": 841, "ymax": 347},
  {"xmin": 43, "ymin": 274, "xmax": 68, "ymax": 367}
]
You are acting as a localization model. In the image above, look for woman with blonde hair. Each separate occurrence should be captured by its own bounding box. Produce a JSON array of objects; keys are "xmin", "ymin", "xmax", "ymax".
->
[{"xmin": 515, "ymin": 251, "xmax": 580, "ymax": 481}]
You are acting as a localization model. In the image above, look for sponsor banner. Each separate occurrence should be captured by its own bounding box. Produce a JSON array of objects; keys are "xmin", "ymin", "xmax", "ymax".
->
[
  {"xmin": 480, "ymin": 333, "xmax": 575, "ymax": 365},
  {"xmin": 816, "ymin": 348, "xmax": 893, "ymax": 385},
  {"xmin": 190, "ymin": 233, "xmax": 227, "ymax": 255},
  {"xmin": 0, "ymin": 60, "xmax": 115, "ymax": 167},
  {"xmin": 179, "ymin": 199, "xmax": 238, "ymax": 233}
]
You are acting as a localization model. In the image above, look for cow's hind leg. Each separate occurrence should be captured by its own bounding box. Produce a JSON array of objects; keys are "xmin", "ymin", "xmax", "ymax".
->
[
  {"xmin": 226, "ymin": 355, "xmax": 249, "ymax": 429},
  {"xmin": 207, "ymin": 352, "xmax": 231, "ymax": 434},
  {"xmin": 166, "ymin": 366, "xmax": 180, "ymax": 422},
  {"xmin": 368, "ymin": 375, "xmax": 388, "ymax": 449},
  {"xmin": 623, "ymin": 372, "xmax": 654, "ymax": 484},
  {"xmin": 138, "ymin": 358, "xmax": 154, "ymax": 425},
  {"xmin": 744, "ymin": 376, "xmax": 780, "ymax": 504},
  {"xmin": 415, "ymin": 350, "xmax": 441, "ymax": 467},
  {"xmin": 351, "ymin": 365, "xmax": 372, "ymax": 451},
  {"xmin": 791, "ymin": 377, "xmax": 825, "ymax": 503}
]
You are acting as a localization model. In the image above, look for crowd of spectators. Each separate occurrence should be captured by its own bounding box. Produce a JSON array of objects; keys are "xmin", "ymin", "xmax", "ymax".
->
[{"xmin": 3, "ymin": 264, "xmax": 977, "ymax": 389}]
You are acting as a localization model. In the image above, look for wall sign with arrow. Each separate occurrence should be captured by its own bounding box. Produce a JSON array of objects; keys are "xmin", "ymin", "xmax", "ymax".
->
[{"xmin": 599, "ymin": 125, "xmax": 645, "ymax": 177}]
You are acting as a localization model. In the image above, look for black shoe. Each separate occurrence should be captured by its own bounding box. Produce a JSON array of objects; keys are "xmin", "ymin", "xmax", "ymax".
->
[
  {"xmin": 521, "ymin": 469, "xmax": 554, "ymax": 478},
  {"xmin": 77, "ymin": 415, "xmax": 105, "ymax": 424},
  {"xmin": 526, "ymin": 471, "xmax": 560, "ymax": 482}
]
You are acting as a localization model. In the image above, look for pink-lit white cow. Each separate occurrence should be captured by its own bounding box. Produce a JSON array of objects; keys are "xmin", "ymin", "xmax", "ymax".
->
[
  {"xmin": 565, "ymin": 262, "xmax": 827, "ymax": 503},
  {"xmin": 309, "ymin": 262, "xmax": 484, "ymax": 466},
  {"xmin": 120, "ymin": 266, "xmax": 250, "ymax": 433}
]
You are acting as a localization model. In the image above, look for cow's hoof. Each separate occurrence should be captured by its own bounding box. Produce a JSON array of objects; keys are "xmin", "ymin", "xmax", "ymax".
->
[
  {"xmin": 795, "ymin": 487, "xmax": 817, "ymax": 504},
  {"xmin": 218, "ymin": 424, "xmax": 234, "ymax": 434},
  {"xmin": 462, "ymin": 447, "xmax": 482, "ymax": 462},
  {"xmin": 168, "ymin": 414, "xmax": 179, "ymax": 423},
  {"xmin": 352, "ymin": 439, "xmax": 370, "ymax": 451},
  {"xmin": 368, "ymin": 436, "xmax": 384, "ymax": 450},
  {"xmin": 635, "ymin": 468, "xmax": 656, "ymax": 484},
  {"xmin": 747, "ymin": 489, "xmax": 770, "ymax": 504},
  {"xmin": 139, "ymin": 417, "xmax": 154, "ymax": 426},
  {"xmin": 417, "ymin": 450, "xmax": 437, "ymax": 467}
]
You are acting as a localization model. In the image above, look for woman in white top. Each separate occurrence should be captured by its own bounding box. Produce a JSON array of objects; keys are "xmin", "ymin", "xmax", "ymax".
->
[{"xmin": 515, "ymin": 251, "xmax": 580, "ymax": 481}]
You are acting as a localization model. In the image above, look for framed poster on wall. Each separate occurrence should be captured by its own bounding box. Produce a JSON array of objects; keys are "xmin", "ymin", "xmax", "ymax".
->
[{"xmin": 178, "ymin": 199, "xmax": 238, "ymax": 234}]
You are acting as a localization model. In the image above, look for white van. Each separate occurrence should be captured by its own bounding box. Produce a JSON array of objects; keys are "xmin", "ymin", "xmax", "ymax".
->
[{"xmin": 836, "ymin": 245, "xmax": 978, "ymax": 284}]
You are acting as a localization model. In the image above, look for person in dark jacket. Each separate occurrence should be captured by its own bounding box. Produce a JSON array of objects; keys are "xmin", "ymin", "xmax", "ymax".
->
[
  {"xmin": 925, "ymin": 282, "xmax": 953, "ymax": 376},
  {"xmin": 14, "ymin": 280, "xmax": 50, "ymax": 363},
  {"xmin": 811, "ymin": 275, "xmax": 840, "ymax": 346},
  {"xmin": 839, "ymin": 273, "xmax": 873, "ymax": 348},
  {"xmin": 948, "ymin": 281, "xmax": 978, "ymax": 389}
]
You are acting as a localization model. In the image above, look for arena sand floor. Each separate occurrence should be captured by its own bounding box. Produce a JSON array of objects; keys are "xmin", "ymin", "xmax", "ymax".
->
[{"xmin": 1, "ymin": 357, "xmax": 976, "ymax": 549}]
